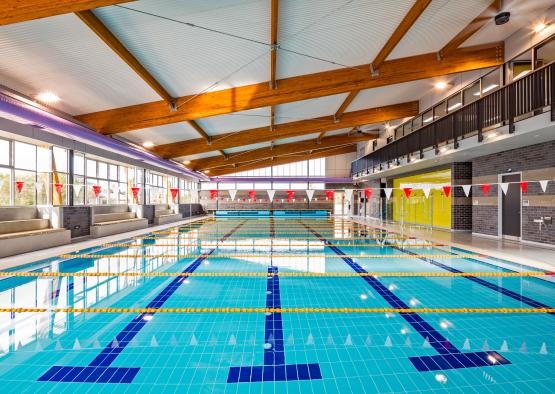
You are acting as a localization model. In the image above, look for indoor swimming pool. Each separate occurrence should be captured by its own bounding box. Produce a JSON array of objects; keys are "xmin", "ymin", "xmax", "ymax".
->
[{"xmin": 0, "ymin": 217, "xmax": 553, "ymax": 393}]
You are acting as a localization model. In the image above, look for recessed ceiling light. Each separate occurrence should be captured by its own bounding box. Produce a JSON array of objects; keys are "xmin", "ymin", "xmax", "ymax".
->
[
  {"xmin": 143, "ymin": 141, "xmax": 154, "ymax": 148},
  {"xmin": 183, "ymin": 160, "xmax": 191, "ymax": 165},
  {"xmin": 36, "ymin": 91, "xmax": 60, "ymax": 104},
  {"xmin": 434, "ymin": 81, "xmax": 448, "ymax": 89},
  {"xmin": 534, "ymin": 22, "xmax": 547, "ymax": 33},
  {"xmin": 203, "ymin": 170, "xmax": 210, "ymax": 174}
]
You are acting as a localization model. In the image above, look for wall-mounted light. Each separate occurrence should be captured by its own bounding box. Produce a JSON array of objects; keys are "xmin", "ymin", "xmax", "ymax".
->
[
  {"xmin": 183, "ymin": 160, "xmax": 191, "ymax": 165},
  {"xmin": 142, "ymin": 141, "xmax": 154, "ymax": 148},
  {"xmin": 534, "ymin": 22, "xmax": 547, "ymax": 33},
  {"xmin": 434, "ymin": 81, "xmax": 448, "ymax": 90}
]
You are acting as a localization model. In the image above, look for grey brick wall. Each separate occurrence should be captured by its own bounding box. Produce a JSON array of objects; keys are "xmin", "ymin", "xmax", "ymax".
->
[
  {"xmin": 472, "ymin": 140, "xmax": 555, "ymax": 244},
  {"xmin": 451, "ymin": 162, "xmax": 472, "ymax": 230},
  {"xmin": 62, "ymin": 206, "xmax": 91, "ymax": 238}
]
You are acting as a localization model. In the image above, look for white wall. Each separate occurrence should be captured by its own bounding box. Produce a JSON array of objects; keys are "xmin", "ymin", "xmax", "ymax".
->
[
  {"xmin": 505, "ymin": 5, "xmax": 555, "ymax": 61},
  {"xmin": 326, "ymin": 152, "xmax": 357, "ymax": 177}
]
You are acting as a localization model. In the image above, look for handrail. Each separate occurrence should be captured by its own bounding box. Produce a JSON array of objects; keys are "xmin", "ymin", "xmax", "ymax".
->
[{"xmin": 351, "ymin": 61, "xmax": 555, "ymax": 177}]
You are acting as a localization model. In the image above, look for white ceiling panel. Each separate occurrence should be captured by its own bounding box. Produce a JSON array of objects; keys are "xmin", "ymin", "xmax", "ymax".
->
[
  {"xmin": 118, "ymin": 122, "xmax": 201, "ymax": 146},
  {"xmin": 277, "ymin": 0, "xmax": 415, "ymax": 78},
  {"xmin": 95, "ymin": 0, "xmax": 270, "ymax": 98},
  {"xmin": 275, "ymin": 132, "xmax": 321, "ymax": 145},
  {"xmin": 326, "ymin": 128, "xmax": 353, "ymax": 137},
  {"xmin": 225, "ymin": 142, "xmax": 271, "ymax": 154},
  {"xmin": 347, "ymin": 80, "xmax": 431, "ymax": 112},
  {"xmin": 197, "ymin": 107, "xmax": 271, "ymax": 136},
  {"xmin": 174, "ymin": 151, "xmax": 221, "ymax": 162},
  {"xmin": 463, "ymin": 0, "xmax": 555, "ymax": 48},
  {"xmin": 275, "ymin": 93, "xmax": 348, "ymax": 124},
  {"xmin": 388, "ymin": 0, "xmax": 492, "ymax": 60},
  {"xmin": 0, "ymin": 13, "xmax": 160, "ymax": 115}
]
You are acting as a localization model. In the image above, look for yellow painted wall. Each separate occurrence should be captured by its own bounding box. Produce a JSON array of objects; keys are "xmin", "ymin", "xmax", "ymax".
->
[{"xmin": 392, "ymin": 168, "xmax": 452, "ymax": 229}]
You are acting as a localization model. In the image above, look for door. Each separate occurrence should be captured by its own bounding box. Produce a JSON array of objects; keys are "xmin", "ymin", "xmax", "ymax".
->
[{"xmin": 501, "ymin": 174, "xmax": 521, "ymax": 239}]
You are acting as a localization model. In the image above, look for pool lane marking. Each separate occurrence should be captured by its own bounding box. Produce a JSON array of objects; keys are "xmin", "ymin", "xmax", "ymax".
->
[
  {"xmin": 103, "ymin": 243, "xmax": 444, "ymax": 248},
  {"xmin": 37, "ymin": 221, "xmax": 246, "ymax": 385},
  {"xmin": 303, "ymin": 223, "xmax": 511, "ymax": 372},
  {"xmin": 58, "ymin": 253, "xmax": 480, "ymax": 259},
  {"xmin": 5, "ymin": 307, "xmax": 555, "ymax": 313},
  {"xmin": 227, "ymin": 217, "xmax": 322, "ymax": 383},
  {"xmin": 3, "ymin": 271, "xmax": 552, "ymax": 278},
  {"xmin": 388, "ymin": 243, "xmax": 555, "ymax": 317}
]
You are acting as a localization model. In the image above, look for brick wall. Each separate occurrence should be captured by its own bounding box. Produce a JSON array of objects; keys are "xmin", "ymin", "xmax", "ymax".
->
[
  {"xmin": 472, "ymin": 141, "xmax": 555, "ymax": 244},
  {"xmin": 451, "ymin": 162, "xmax": 472, "ymax": 231},
  {"xmin": 62, "ymin": 206, "xmax": 91, "ymax": 238}
]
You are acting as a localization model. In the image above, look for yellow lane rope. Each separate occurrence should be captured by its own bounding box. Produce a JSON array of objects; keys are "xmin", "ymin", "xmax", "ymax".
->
[
  {"xmin": 2, "ymin": 307, "xmax": 554, "ymax": 314},
  {"xmin": 0, "ymin": 271, "xmax": 550, "ymax": 278},
  {"xmin": 136, "ymin": 237, "xmax": 409, "ymax": 241},
  {"xmin": 103, "ymin": 243, "xmax": 441, "ymax": 248},
  {"xmin": 153, "ymin": 231, "xmax": 392, "ymax": 235},
  {"xmin": 59, "ymin": 253, "xmax": 476, "ymax": 259}
]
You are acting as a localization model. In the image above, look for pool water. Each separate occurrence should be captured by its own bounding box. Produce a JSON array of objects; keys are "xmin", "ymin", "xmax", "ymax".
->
[{"xmin": 0, "ymin": 217, "xmax": 554, "ymax": 393}]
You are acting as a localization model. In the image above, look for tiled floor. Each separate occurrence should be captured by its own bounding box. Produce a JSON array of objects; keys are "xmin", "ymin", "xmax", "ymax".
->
[{"xmin": 350, "ymin": 216, "xmax": 555, "ymax": 271}]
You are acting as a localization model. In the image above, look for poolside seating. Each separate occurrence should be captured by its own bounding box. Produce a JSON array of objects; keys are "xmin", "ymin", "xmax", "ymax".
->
[
  {"xmin": 90, "ymin": 205, "xmax": 148, "ymax": 238},
  {"xmin": 154, "ymin": 204, "xmax": 182, "ymax": 225},
  {"xmin": 0, "ymin": 207, "xmax": 70, "ymax": 258}
]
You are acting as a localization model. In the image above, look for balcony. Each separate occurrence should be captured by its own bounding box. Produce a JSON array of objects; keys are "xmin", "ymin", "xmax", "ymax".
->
[{"xmin": 351, "ymin": 62, "xmax": 554, "ymax": 178}]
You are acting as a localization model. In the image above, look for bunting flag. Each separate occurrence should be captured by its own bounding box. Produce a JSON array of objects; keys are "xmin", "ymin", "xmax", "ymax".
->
[
  {"xmin": 462, "ymin": 184, "xmax": 471, "ymax": 197},
  {"xmin": 287, "ymin": 190, "xmax": 295, "ymax": 201},
  {"xmin": 35, "ymin": 182, "xmax": 43, "ymax": 191},
  {"xmin": 325, "ymin": 190, "xmax": 334, "ymax": 200},
  {"xmin": 422, "ymin": 186, "xmax": 431, "ymax": 198},
  {"xmin": 73, "ymin": 184, "xmax": 82, "ymax": 196},
  {"xmin": 15, "ymin": 181, "xmax": 24, "ymax": 193},
  {"xmin": 209, "ymin": 190, "xmax": 218, "ymax": 200},
  {"xmin": 539, "ymin": 180, "xmax": 549, "ymax": 192},
  {"xmin": 519, "ymin": 181, "xmax": 528, "ymax": 193},
  {"xmin": 92, "ymin": 185, "xmax": 101, "ymax": 197},
  {"xmin": 306, "ymin": 189, "xmax": 315, "ymax": 201},
  {"xmin": 248, "ymin": 190, "xmax": 256, "ymax": 201},
  {"xmin": 442, "ymin": 186, "xmax": 451, "ymax": 198},
  {"xmin": 384, "ymin": 188, "xmax": 393, "ymax": 200},
  {"xmin": 481, "ymin": 184, "xmax": 490, "ymax": 196},
  {"xmin": 229, "ymin": 189, "xmax": 237, "ymax": 201},
  {"xmin": 402, "ymin": 187, "xmax": 412, "ymax": 199},
  {"xmin": 0, "ymin": 180, "xmax": 3, "ymax": 190},
  {"xmin": 344, "ymin": 189, "xmax": 353, "ymax": 201},
  {"xmin": 363, "ymin": 188, "xmax": 372, "ymax": 199},
  {"xmin": 54, "ymin": 183, "xmax": 63, "ymax": 194},
  {"xmin": 500, "ymin": 183, "xmax": 509, "ymax": 195},
  {"xmin": 266, "ymin": 190, "xmax": 275, "ymax": 201},
  {"xmin": 170, "ymin": 188, "xmax": 179, "ymax": 201},
  {"xmin": 131, "ymin": 187, "xmax": 140, "ymax": 201}
]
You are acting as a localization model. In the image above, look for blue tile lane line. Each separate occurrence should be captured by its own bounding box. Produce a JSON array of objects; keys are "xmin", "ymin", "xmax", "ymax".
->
[
  {"xmin": 37, "ymin": 221, "xmax": 246, "ymax": 384},
  {"xmin": 303, "ymin": 224, "xmax": 511, "ymax": 372},
  {"xmin": 389, "ymin": 244, "xmax": 555, "ymax": 316},
  {"xmin": 227, "ymin": 218, "xmax": 322, "ymax": 383}
]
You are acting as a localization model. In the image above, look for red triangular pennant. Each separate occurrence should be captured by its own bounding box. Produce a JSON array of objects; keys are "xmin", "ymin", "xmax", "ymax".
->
[
  {"xmin": 403, "ymin": 188, "xmax": 412, "ymax": 198},
  {"xmin": 519, "ymin": 182, "xmax": 528, "ymax": 193},
  {"xmin": 442, "ymin": 186, "xmax": 451, "ymax": 198},
  {"xmin": 481, "ymin": 184, "xmax": 490, "ymax": 196}
]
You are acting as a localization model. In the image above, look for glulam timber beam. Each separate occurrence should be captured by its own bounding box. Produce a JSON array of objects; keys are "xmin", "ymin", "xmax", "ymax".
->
[
  {"xmin": 371, "ymin": 0, "xmax": 432, "ymax": 73},
  {"xmin": 438, "ymin": 0, "xmax": 502, "ymax": 59},
  {"xmin": 187, "ymin": 120, "xmax": 211, "ymax": 144},
  {"xmin": 76, "ymin": 43, "xmax": 504, "ymax": 134},
  {"xmin": 208, "ymin": 145, "xmax": 357, "ymax": 176},
  {"xmin": 0, "ymin": 0, "xmax": 133, "ymax": 25},
  {"xmin": 152, "ymin": 101, "xmax": 418, "ymax": 158},
  {"xmin": 76, "ymin": 9, "xmax": 174, "ymax": 104},
  {"xmin": 191, "ymin": 133, "xmax": 377, "ymax": 171}
]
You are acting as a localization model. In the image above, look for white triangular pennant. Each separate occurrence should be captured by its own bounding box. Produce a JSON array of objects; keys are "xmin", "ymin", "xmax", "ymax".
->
[
  {"xmin": 306, "ymin": 189, "xmax": 315, "ymax": 201},
  {"xmin": 267, "ymin": 190, "xmax": 275, "ymax": 201},
  {"xmin": 500, "ymin": 183, "xmax": 509, "ymax": 195},
  {"xmin": 344, "ymin": 189, "xmax": 353, "ymax": 201},
  {"xmin": 421, "ymin": 186, "xmax": 431, "ymax": 198},
  {"xmin": 228, "ymin": 189, "xmax": 237, "ymax": 201},
  {"xmin": 73, "ymin": 184, "xmax": 82, "ymax": 195},
  {"xmin": 384, "ymin": 188, "xmax": 393, "ymax": 200},
  {"xmin": 462, "ymin": 184, "xmax": 471, "ymax": 197},
  {"xmin": 539, "ymin": 180, "xmax": 549, "ymax": 193}
]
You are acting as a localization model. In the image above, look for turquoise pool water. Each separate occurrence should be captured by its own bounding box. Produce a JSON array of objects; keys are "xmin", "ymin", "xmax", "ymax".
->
[{"xmin": 0, "ymin": 217, "xmax": 554, "ymax": 393}]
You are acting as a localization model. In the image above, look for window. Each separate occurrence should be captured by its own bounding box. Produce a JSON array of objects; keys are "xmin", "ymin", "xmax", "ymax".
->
[
  {"xmin": 463, "ymin": 81, "xmax": 480, "ymax": 105},
  {"xmin": 447, "ymin": 93, "xmax": 462, "ymax": 112},
  {"xmin": 535, "ymin": 37, "xmax": 555, "ymax": 68},
  {"xmin": 422, "ymin": 110, "xmax": 434, "ymax": 125},
  {"xmin": 480, "ymin": 69, "xmax": 501, "ymax": 95},
  {"xmin": 434, "ymin": 101, "xmax": 447, "ymax": 120}
]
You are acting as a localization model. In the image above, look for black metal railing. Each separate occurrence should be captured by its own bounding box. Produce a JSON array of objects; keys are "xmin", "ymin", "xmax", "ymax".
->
[{"xmin": 351, "ymin": 62, "xmax": 555, "ymax": 177}]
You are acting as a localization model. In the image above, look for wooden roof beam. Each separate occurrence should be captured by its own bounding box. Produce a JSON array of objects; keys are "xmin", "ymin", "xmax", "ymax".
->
[
  {"xmin": 209, "ymin": 145, "xmax": 356, "ymax": 176},
  {"xmin": 438, "ymin": 0, "xmax": 502, "ymax": 59},
  {"xmin": 76, "ymin": 43, "xmax": 503, "ymax": 134},
  {"xmin": 0, "ymin": 0, "xmax": 133, "ymax": 25},
  {"xmin": 152, "ymin": 101, "xmax": 418, "ymax": 158},
  {"xmin": 270, "ymin": 0, "xmax": 279, "ymax": 89},
  {"xmin": 371, "ymin": 0, "xmax": 432, "ymax": 74},
  {"xmin": 76, "ymin": 9, "xmax": 174, "ymax": 106},
  {"xmin": 187, "ymin": 120, "xmax": 211, "ymax": 144},
  {"xmin": 191, "ymin": 133, "xmax": 377, "ymax": 171}
]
